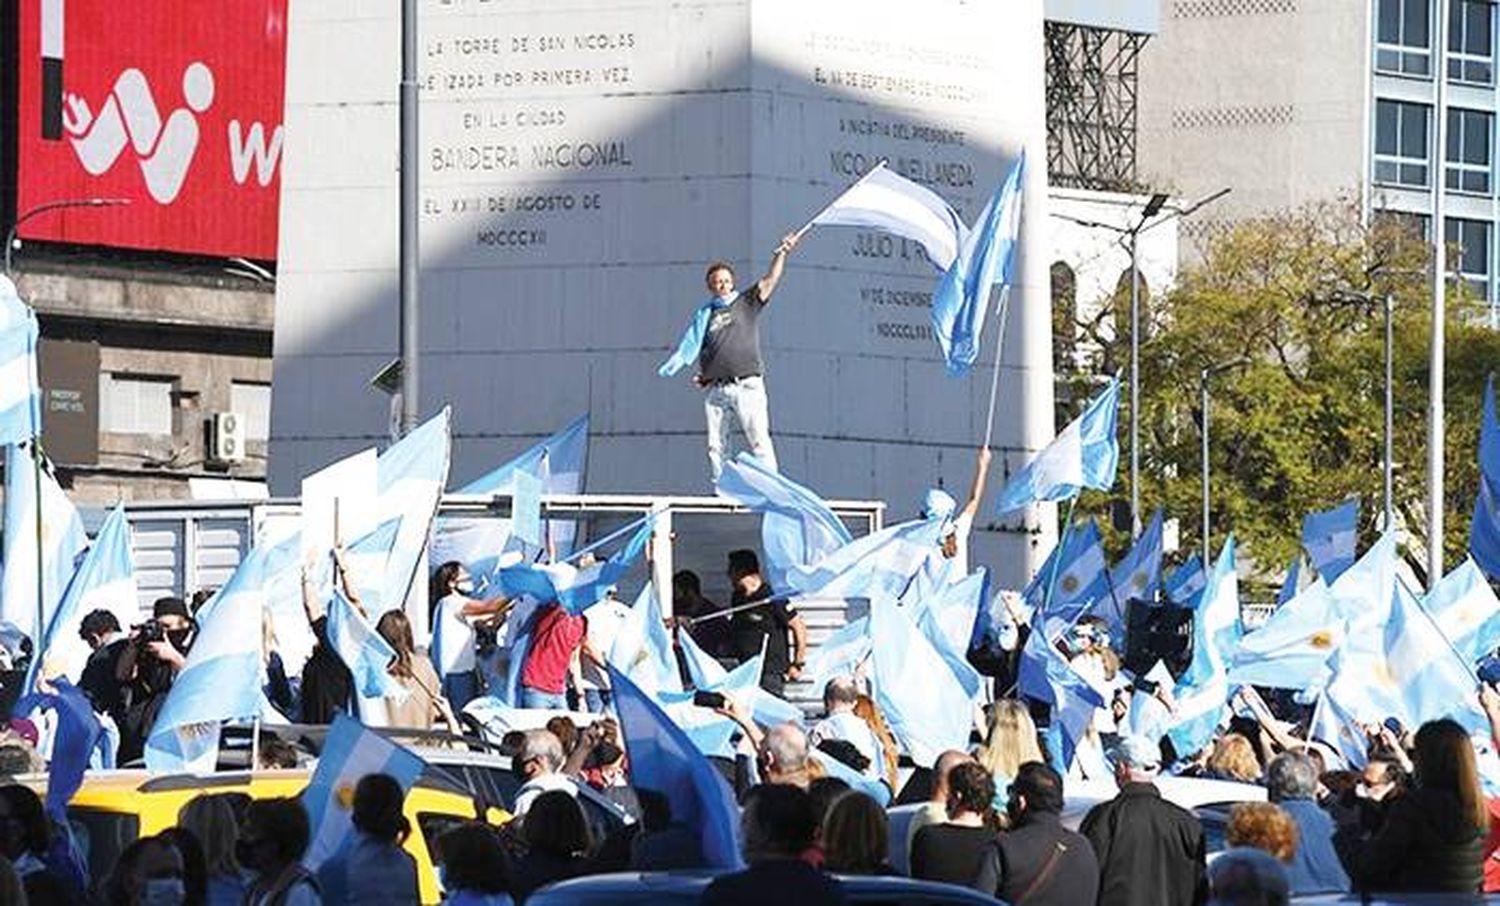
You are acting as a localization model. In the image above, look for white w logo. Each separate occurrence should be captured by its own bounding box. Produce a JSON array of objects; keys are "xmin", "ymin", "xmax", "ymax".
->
[{"xmin": 227, "ymin": 121, "xmax": 283, "ymax": 186}]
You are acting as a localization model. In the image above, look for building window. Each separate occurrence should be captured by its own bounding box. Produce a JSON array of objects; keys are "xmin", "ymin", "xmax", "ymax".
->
[
  {"xmin": 1377, "ymin": 0, "xmax": 1432, "ymax": 76},
  {"xmin": 1445, "ymin": 218, "xmax": 1491, "ymax": 300},
  {"xmin": 230, "ymin": 382, "xmax": 271, "ymax": 442},
  {"xmin": 1450, "ymin": 0, "xmax": 1496, "ymax": 84},
  {"xmin": 1375, "ymin": 99, "xmax": 1431, "ymax": 187},
  {"xmin": 99, "ymin": 374, "xmax": 174, "ymax": 436},
  {"xmin": 1447, "ymin": 108, "xmax": 1493, "ymax": 192}
]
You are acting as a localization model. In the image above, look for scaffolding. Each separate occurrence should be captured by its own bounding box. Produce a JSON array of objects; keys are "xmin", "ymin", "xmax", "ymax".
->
[{"xmin": 1045, "ymin": 22, "xmax": 1148, "ymax": 193}]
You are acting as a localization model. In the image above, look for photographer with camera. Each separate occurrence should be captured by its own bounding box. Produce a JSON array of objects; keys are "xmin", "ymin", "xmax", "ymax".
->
[{"xmin": 114, "ymin": 596, "xmax": 198, "ymax": 764}]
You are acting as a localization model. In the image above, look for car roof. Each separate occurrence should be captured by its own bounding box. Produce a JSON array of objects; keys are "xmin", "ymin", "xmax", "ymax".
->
[{"xmin": 528, "ymin": 871, "xmax": 1000, "ymax": 904}]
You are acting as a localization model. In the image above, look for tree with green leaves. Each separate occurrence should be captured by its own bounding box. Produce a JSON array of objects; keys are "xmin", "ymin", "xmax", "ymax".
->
[{"xmin": 1054, "ymin": 198, "xmax": 1500, "ymax": 589}]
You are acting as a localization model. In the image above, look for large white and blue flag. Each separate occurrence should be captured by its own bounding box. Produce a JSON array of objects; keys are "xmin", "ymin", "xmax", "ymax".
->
[
  {"xmin": 144, "ymin": 546, "xmax": 269, "ymax": 772},
  {"xmin": 1302, "ymin": 499, "xmax": 1359, "ymax": 584},
  {"xmin": 995, "ymin": 377, "xmax": 1121, "ymax": 514},
  {"xmin": 30, "ymin": 503, "xmax": 137, "ymax": 691},
  {"xmin": 869, "ymin": 600, "xmax": 973, "ymax": 767},
  {"xmin": 1017, "ymin": 622, "xmax": 1105, "ymax": 768},
  {"xmin": 717, "ymin": 453, "xmax": 853, "ymax": 589},
  {"xmin": 608, "ymin": 582, "xmax": 682, "ymax": 696},
  {"xmin": 1228, "ymin": 578, "xmax": 1342, "ymax": 692},
  {"xmin": 0, "ymin": 277, "xmax": 41, "ymax": 445},
  {"xmin": 677, "ymin": 624, "xmax": 804, "ymax": 728},
  {"xmin": 3, "ymin": 443, "xmax": 88, "ymax": 644},
  {"xmin": 915, "ymin": 568, "xmax": 989, "ymax": 659},
  {"xmin": 1423, "ymin": 558, "xmax": 1500, "ymax": 665},
  {"xmin": 1385, "ymin": 579, "xmax": 1488, "ymax": 733},
  {"xmin": 803, "ymin": 615, "xmax": 872, "ymax": 687},
  {"xmin": 807, "ymin": 161, "xmax": 968, "ymax": 272},
  {"xmin": 327, "ymin": 584, "xmax": 405, "ymax": 701},
  {"xmin": 1095, "ymin": 508, "xmax": 1164, "ymax": 637},
  {"xmin": 1317, "ymin": 533, "xmax": 1406, "ymax": 725},
  {"xmin": 303, "ymin": 714, "xmax": 426, "ymax": 875},
  {"xmin": 374, "ymin": 408, "xmax": 452, "ymax": 618},
  {"xmin": 783, "ymin": 516, "xmax": 946, "ymax": 602},
  {"xmin": 930, "ymin": 153, "xmax": 1025, "ymax": 375},
  {"xmin": 499, "ymin": 511, "xmax": 657, "ymax": 614},
  {"xmin": 610, "ymin": 665, "xmax": 743, "ymax": 870},
  {"xmin": 1166, "ymin": 538, "xmax": 1241, "ymax": 757},
  {"xmin": 447, "ymin": 413, "xmax": 590, "ymax": 563},
  {"xmin": 1276, "ymin": 556, "xmax": 1302, "ymax": 607},
  {"xmin": 1029, "ymin": 521, "xmax": 1111, "ymax": 639}
]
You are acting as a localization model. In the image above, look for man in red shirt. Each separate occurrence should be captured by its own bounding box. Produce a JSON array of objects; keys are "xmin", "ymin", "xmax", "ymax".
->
[{"xmin": 520, "ymin": 603, "xmax": 587, "ymax": 710}]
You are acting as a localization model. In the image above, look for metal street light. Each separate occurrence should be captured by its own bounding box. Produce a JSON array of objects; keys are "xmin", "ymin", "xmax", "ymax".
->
[
  {"xmin": 1053, "ymin": 186, "xmax": 1231, "ymax": 537},
  {"xmin": 5, "ymin": 197, "xmax": 132, "ymax": 277}
]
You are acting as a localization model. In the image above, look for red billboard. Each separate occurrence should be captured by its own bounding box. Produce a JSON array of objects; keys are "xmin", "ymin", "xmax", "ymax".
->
[{"xmin": 17, "ymin": 0, "xmax": 287, "ymax": 260}]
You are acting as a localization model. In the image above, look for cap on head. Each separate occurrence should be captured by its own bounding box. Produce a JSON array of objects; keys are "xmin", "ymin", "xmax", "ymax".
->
[
  {"xmin": 152, "ymin": 597, "xmax": 191, "ymax": 621},
  {"xmin": 1111, "ymin": 735, "xmax": 1161, "ymax": 773},
  {"xmin": 921, "ymin": 488, "xmax": 957, "ymax": 523}
]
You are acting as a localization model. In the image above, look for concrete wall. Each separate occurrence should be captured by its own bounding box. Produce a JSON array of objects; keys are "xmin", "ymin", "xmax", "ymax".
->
[
  {"xmin": 273, "ymin": 0, "xmax": 1058, "ymax": 587},
  {"xmin": 1137, "ymin": 0, "xmax": 1369, "ymax": 235}
]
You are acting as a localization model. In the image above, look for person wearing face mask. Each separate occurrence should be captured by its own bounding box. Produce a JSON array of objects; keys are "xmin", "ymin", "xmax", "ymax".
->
[
  {"xmin": 114, "ymin": 596, "xmax": 197, "ymax": 764},
  {"xmin": 240, "ymin": 797, "xmax": 320, "ymax": 906},
  {"xmin": 975, "ymin": 761, "xmax": 1098, "ymax": 905},
  {"xmin": 0, "ymin": 783, "xmax": 80, "ymax": 903},
  {"xmin": 103, "ymin": 834, "xmax": 187, "ymax": 906},
  {"xmin": 430, "ymin": 561, "xmax": 512, "ymax": 711}
]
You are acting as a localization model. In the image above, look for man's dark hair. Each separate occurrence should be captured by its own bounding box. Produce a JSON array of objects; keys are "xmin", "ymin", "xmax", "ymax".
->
[
  {"xmin": 673, "ymin": 570, "xmax": 702, "ymax": 597},
  {"xmin": 727, "ymin": 549, "xmax": 761, "ymax": 580},
  {"xmin": 742, "ymin": 783, "xmax": 817, "ymax": 859},
  {"xmin": 704, "ymin": 261, "xmax": 735, "ymax": 284},
  {"xmin": 244, "ymin": 797, "xmax": 311, "ymax": 863},
  {"xmin": 78, "ymin": 609, "xmax": 121, "ymax": 641},
  {"xmin": 152, "ymin": 596, "xmax": 190, "ymax": 620},
  {"xmin": 523, "ymin": 790, "xmax": 592, "ymax": 857},
  {"xmin": 946, "ymin": 762, "xmax": 996, "ymax": 817},
  {"xmin": 807, "ymin": 776, "xmax": 851, "ymax": 826},
  {"xmin": 636, "ymin": 788, "xmax": 673, "ymax": 832},
  {"xmin": 823, "ymin": 677, "xmax": 858, "ymax": 710},
  {"xmin": 1011, "ymin": 761, "xmax": 1064, "ymax": 815},
  {"xmin": 352, "ymin": 773, "xmax": 410, "ymax": 842},
  {"xmin": 435, "ymin": 822, "xmax": 510, "ymax": 894}
]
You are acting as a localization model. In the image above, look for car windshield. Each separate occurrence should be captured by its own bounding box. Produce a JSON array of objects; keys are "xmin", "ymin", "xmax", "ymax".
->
[{"xmin": 67, "ymin": 807, "xmax": 140, "ymax": 886}]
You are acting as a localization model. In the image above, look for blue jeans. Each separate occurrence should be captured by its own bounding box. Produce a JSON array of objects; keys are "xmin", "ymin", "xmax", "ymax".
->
[
  {"xmin": 443, "ymin": 672, "xmax": 480, "ymax": 713},
  {"xmin": 583, "ymin": 688, "xmax": 612, "ymax": 713},
  {"xmin": 522, "ymin": 687, "xmax": 568, "ymax": 710}
]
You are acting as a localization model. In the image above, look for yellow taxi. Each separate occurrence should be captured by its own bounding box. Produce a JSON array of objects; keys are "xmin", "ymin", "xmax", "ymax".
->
[{"xmin": 27, "ymin": 770, "xmax": 509, "ymax": 904}]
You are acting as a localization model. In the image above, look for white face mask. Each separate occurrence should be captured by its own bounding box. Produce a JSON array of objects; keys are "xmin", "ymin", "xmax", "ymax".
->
[
  {"xmin": 455, "ymin": 577, "xmax": 474, "ymax": 594},
  {"xmin": 141, "ymin": 878, "xmax": 186, "ymax": 906}
]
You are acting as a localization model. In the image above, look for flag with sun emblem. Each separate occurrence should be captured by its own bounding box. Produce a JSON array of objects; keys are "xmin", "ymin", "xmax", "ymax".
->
[
  {"xmin": 1229, "ymin": 577, "xmax": 1343, "ymax": 692},
  {"xmin": 1424, "ymin": 558, "xmax": 1500, "ymax": 666},
  {"xmin": 303, "ymin": 714, "xmax": 425, "ymax": 873},
  {"xmin": 1027, "ymin": 520, "xmax": 1110, "ymax": 639},
  {"xmin": 1095, "ymin": 508, "xmax": 1164, "ymax": 637}
]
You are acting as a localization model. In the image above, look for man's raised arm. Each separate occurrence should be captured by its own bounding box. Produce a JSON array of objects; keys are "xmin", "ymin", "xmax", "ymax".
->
[{"xmin": 755, "ymin": 232, "xmax": 800, "ymax": 302}]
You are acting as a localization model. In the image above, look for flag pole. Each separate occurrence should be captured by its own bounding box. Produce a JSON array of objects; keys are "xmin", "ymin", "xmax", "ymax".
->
[
  {"xmin": 982, "ymin": 285, "xmax": 1014, "ymax": 448},
  {"xmin": 790, "ymin": 159, "xmax": 890, "ymax": 241},
  {"xmin": 32, "ymin": 441, "xmax": 45, "ymax": 657}
]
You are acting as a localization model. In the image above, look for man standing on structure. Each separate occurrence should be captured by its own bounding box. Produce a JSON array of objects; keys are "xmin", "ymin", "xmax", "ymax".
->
[{"xmin": 659, "ymin": 232, "xmax": 800, "ymax": 487}]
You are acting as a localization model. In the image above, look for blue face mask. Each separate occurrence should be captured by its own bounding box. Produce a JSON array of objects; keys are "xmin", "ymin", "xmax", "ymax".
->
[{"xmin": 141, "ymin": 878, "xmax": 186, "ymax": 906}]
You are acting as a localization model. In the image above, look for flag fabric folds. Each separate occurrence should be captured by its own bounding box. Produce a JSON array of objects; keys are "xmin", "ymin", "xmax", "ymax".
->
[
  {"xmin": 994, "ymin": 377, "xmax": 1121, "ymax": 514},
  {"xmin": 1302, "ymin": 499, "xmax": 1359, "ymax": 583},
  {"xmin": 1097, "ymin": 508, "xmax": 1163, "ymax": 636},
  {"xmin": 1276, "ymin": 557, "xmax": 1301, "ymax": 607},
  {"xmin": 930, "ymin": 153, "xmax": 1026, "ymax": 375},
  {"xmin": 15, "ymin": 679, "xmax": 101, "ymax": 823},
  {"xmin": 608, "ymin": 582, "xmax": 682, "ymax": 696},
  {"xmin": 499, "ymin": 512, "xmax": 657, "ymax": 614},
  {"xmin": 449, "ymin": 413, "xmax": 590, "ymax": 560},
  {"xmin": 1028, "ymin": 520, "xmax": 1110, "ymax": 639},
  {"xmin": 610, "ymin": 665, "xmax": 743, "ymax": 870},
  {"xmin": 716, "ymin": 453, "xmax": 853, "ymax": 589},
  {"xmin": 1165, "ymin": 555, "xmax": 1206, "ymax": 607},
  {"xmin": 0, "ymin": 277, "xmax": 41, "ymax": 446},
  {"xmin": 29, "ymin": 503, "xmax": 137, "ymax": 691},
  {"xmin": 807, "ymin": 161, "xmax": 968, "ymax": 272},
  {"xmin": 783, "ymin": 517, "xmax": 946, "ymax": 602},
  {"xmin": 1017, "ymin": 624, "xmax": 1105, "ymax": 769},
  {"xmin": 658, "ymin": 297, "xmax": 733, "ymax": 378},
  {"xmin": 303, "ymin": 714, "xmax": 426, "ymax": 871},
  {"xmin": 1228, "ymin": 578, "xmax": 1342, "ymax": 692},
  {"xmin": 803, "ymin": 615, "xmax": 872, "ymax": 687},
  {"xmin": 1423, "ymin": 558, "xmax": 1500, "ymax": 665},
  {"xmin": 869, "ymin": 601, "xmax": 973, "ymax": 767},
  {"xmin": 144, "ymin": 546, "xmax": 270, "ymax": 772},
  {"xmin": 2, "ymin": 443, "xmax": 88, "ymax": 645},
  {"xmin": 1166, "ymin": 538, "xmax": 1241, "ymax": 757},
  {"xmin": 327, "ymin": 585, "xmax": 405, "ymax": 701},
  {"xmin": 373, "ymin": 408, "xmax": 452, "ymax": 619}
]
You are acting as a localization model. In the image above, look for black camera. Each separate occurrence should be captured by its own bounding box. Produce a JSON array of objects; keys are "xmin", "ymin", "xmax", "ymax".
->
[{"xmin": 134, "ymin": 619, "xmax": 166, "ymax": 645}]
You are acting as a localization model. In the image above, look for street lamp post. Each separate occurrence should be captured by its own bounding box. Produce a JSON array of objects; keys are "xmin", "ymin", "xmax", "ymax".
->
[
  {"xmin": 1053, "ymin": 186, "xmax": 1230, "ymax": 538},
  {"xmin": 1201, "ymin": 367, "xmax": 1211, "ymax": 567},
  {"xmin": 4, "ymin": 197, "xmax": 131, "ymax": 277}
]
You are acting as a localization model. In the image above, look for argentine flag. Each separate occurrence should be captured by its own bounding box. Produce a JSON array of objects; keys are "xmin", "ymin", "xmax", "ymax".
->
[
  {"xmin": 1228, "ymin": 578, "xmax": 1342, "ymax": 692},
  {"xmin": 144, "ymin": 546, "xmax": 270, "ymax": 772},
  {"xmin": 1424, "ymin": 558, "xmax": 1500, "ymax": 665},
  {"xmin": 607, "ymin": 582, "xmax": 682, "ymax": 696},
  {"xmin": 717, "ymin": 452, "xmax": 853, "ymax": 589},
  {"xmin": 808, "ymin": 161, "xmax": 968, "ymax": 272},
  {"xmin": 0, "ymin": 276, "xmax": 41, "ymax": 445},
  {"xmin": 3, "ymin": 443, "xmax": 88, "ymax": 644},
  {"xmin": 784, "ymin": 516, "xmax": 946, "ymax": 601},
  {"xmin": 1166, "ymin": 538, "xmax": 1241, "ymax": 757},
  {"xmin": 303, "ymin": 714, "xmax": 426, "ymax": 870},
  {"xmin": 995, "ymin": 377, "xmax": 1121, "ymax": 514},
  {"xmin": 30, "ymin": 503, "xmax": 137, "ymax": 691},
  {"xmin": 374, "ymin": 407, "xmax": 452, "ymax": 619},
  {"xmin": 803, "ymin": 615, "xmax": 872, "ymax": 688},
  {"xmin": 449, "ymin": 412, "xmax": 589, "ymax": 560},
  {"xmin": 870, "ymin": 600, "xmax": 973, "ymax": 767},
  {"xmin": 1302, "ymin": 500, "xmax": 1359, "ymax": 583}
]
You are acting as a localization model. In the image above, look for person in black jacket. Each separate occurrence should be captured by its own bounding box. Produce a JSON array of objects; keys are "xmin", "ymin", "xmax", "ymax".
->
[
  {"xmin": 1354, "ymin": 718, "xmax": 1487, "ymax": 893},
  {"xmin": 976, "ymin": 761, "xmax": 1099, "ymax": 905},
  {"xmin": 1079, "ymin": 735, "xmax": 1206, "ymax": 906},
  {"xmin": 700, "ymin": 784, "xmax": 846, "ymax": 906}
]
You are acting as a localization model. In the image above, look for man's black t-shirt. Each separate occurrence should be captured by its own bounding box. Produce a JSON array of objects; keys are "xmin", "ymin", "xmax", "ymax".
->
[
  {"xmin": 78, "ymin": 638, "xmax": 128, "ymax": 725},
  {"xmin": 698, "ymin": 286, "xmax": 766, "ymax": 383},
  {"xmin": 728, "ymin": 584, "xmax": 794, "ymax": 694}
]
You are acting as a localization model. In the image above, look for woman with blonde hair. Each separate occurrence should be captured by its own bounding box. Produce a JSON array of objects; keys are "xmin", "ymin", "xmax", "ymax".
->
[
  {"xmin": 1206, "ymin": 733, "xmax": 1263, "ymax": 784},
  {"xmin": 852, "ymin": 694, "xmax": 899, "ymax": 792},
  {"xmin": 178, "ymin": 793, "xmax": 246, "ymax": 905},
  {"xmin": 376, "ymin": 609, "xmax": 458, "ymax": 731},
  {"xmin": 975, "ymin": 699, "xmax": 1045, "ymax": 800},
  {"xmin": 1226, "ymin": 802, "xmax": 1300, "ymax": 863}
]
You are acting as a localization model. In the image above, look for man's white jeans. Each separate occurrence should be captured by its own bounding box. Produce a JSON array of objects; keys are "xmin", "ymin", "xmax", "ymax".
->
[{"xmin": 704, "ymin": 375, "xmax": 778, "ymax": 485}]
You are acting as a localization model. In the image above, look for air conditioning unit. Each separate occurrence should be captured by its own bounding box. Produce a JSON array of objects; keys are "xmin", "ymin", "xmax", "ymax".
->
[{"xmin": 208, "ymin": 412, "xmax": 246, "ymax": 464}]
